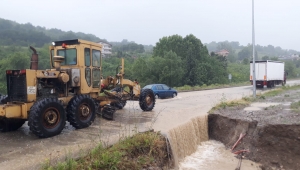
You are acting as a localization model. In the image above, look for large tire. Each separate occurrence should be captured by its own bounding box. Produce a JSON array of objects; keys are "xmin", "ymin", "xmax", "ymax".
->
[
  {"xmin": 110, "ymin": 87, "xmax": 127, "ymax": 109},
  {"xmin": 67, "ymin": 95, "xmax": 96, "ymax": 129},
  {"xmin": 102, "ymin": 105, "xmax": 116, "ymax": 120},
  {"xmin": 256, "ymin": 84, "xmax": 263, "ymax": 88},
  {"xmin": 0, "ymin": 118, "xmax": 26, "ymax": 132},
  {"xmin": 139, "ymin": 89, "xmax": 155, "ymax": 111},
  {"xmin": 267, "ymin": 81, "xmax": 271, "ymax": 88},
  {"xmin": 28, "ymin": 98, "xmax": 66, "ymax": 138}
]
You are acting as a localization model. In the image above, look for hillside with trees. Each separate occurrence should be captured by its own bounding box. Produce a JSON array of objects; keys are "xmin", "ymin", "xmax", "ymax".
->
[
  {"xmin": 0, "ymin": 18, "xmax": 106, "ymax": 47},
  {"xmin": 0, "ymin": 18, "xmax": 300, "ymax": 94},
  {"xmin": 205, "ymin": 41, "xmax": 300, "ymax": 62}
]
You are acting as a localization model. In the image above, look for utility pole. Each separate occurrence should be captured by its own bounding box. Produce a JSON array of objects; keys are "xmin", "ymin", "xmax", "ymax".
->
[{"xmin": 252, "ymin": 0, "xmax": 256, "ymax": 97}]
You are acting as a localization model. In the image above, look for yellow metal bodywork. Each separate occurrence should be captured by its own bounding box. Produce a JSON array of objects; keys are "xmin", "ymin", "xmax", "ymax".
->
[
  {"xmin": 100, "ymin": 58, "xmax": 141, "ymax": 97},
  {"xmin": 0, "ymin": 102, "xmax": 33, "ymax": 118}
]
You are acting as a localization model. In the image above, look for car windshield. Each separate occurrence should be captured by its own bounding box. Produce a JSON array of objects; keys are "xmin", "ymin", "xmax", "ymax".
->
[
  {"xmin": 162, "ymin": 84, "xmax": 170, "ymax": 90},
  {"xmin": 143, "ymin": 85, "xmax": 153, "ymax": 89}
]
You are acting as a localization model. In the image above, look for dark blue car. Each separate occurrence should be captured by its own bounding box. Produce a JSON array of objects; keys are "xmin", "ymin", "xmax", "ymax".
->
[{"xmin": 143, "ymin": 84, "xmax": 177, "ymax": 99}]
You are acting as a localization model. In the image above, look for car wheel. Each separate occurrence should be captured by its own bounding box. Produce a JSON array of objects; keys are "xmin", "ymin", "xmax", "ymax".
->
[
  {"xmin": 155, "ymin": 94, "xmax": 159, "ymax": 99},
  {"xmin": 172, "ymin": 93, "xmax": 177, "ymax": 98}
]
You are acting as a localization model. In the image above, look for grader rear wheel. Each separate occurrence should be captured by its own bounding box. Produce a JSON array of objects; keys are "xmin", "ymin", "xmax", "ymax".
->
[
  {"xmin": 139, "ymin": 89, "xmax": 155, "ymax": 111},
  {"xmin": 67, "ymin": 95, "xmax": 96, "ymax": 129},
  {"xmin": 28, "ymin": 98, "xmax": 66, "ymax": 138}
]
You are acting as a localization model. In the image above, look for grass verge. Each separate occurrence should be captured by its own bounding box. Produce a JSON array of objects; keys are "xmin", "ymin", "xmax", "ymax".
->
[
  {"xmin": 42, "ymin": 131, "xmax": 172, "ymax": 170},
  {"xmin": 209, "ymin": 84, "xmax": 300, "ymax": 113}
]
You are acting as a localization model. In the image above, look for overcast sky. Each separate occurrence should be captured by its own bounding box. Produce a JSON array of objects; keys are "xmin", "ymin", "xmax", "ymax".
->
[{"xmin": 0, "ymin": 0, "xmax": 299, "ymax": 51}]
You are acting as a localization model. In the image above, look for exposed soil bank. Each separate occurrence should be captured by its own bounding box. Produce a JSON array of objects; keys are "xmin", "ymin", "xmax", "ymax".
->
[{"xmin": 208, "ymin": 113, "xmax": 300, "ymax": 170}]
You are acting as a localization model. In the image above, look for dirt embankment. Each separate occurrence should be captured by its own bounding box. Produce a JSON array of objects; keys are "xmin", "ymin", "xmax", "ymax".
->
[
  {"xmin": 208, "ymin": 89, "xmax": 300, "ymax": 170},
  {"xmin": 209, "ymin": 114, "xmax": 300, "ymax": 170}
]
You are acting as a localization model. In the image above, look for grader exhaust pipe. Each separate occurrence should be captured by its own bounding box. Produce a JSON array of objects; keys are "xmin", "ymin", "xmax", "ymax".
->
[{"xmin": 29, "ymin": 46, "xmax": 38, "ymax": 70}]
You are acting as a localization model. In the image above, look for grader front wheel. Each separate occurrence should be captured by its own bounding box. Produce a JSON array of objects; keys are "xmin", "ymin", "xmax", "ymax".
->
[{"xmin": 139, "ymin": 89, "xmax": 155, "ymax": 111}]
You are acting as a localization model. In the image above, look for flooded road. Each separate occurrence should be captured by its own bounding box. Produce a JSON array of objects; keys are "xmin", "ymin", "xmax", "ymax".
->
[{"xmin": 0, "ymin": 81, "xmax": 299, "ymax": 170}]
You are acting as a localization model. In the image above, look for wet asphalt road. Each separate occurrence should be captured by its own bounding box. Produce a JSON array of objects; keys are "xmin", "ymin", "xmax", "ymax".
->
[{"xmin": 0, "ymin": 80, "xmax": 299, "ymax": 170}]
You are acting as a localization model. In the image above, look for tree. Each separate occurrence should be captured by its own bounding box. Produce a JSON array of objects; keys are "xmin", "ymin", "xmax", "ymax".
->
[
  {"xmin": 242, "ymin": 58, "xmax": 249, "ymax": 65},
  {"xmin": 284, "ymin": 60, "xmax": 297, "ymax": 77},
  {"xmin": 153, "ymin": 35, "xmax": 184, "ymax": 58},
  {"xmin": 262, "ymin": 56, "xmax": 269, "ymax": 60},
  {"xmin": 238, "ymin": 47, "xmax": 251, "ymax": 61},
  {"xmin": 153, "ymin": 34, "xmax": 229, "ymax": 86}
]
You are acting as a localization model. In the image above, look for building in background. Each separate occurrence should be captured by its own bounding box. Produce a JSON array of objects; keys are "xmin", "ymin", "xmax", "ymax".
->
[
  {"xmin": 215, "ymin": 49, "xmax": 229, "ymax": 57},
  {"xmin": 97, "ymin": 41, "xmax": 112, "ymax": 58}
]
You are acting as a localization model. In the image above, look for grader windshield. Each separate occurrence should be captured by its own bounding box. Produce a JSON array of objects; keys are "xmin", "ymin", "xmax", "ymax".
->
[{"xmin": 57, "ymin": 49, "xmax": 77, "ymax": 65}]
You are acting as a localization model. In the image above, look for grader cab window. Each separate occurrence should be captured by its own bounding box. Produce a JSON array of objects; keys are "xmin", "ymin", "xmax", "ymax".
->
[
  {"xmin": 85, "ymin": 68, "xmax": 91, "ymax": 87},
  {"xmin": 57, "ymin": 48, "xmax": 77, "ymax": 65},
  {"xmin": 92, "ymin": 50, "xmax": 101, "ymax": 67},
  {"xmin": 92, "ymin": 68, "xmax": 100, "ymax": 88},
  {"xmin": 50, "ymin": 49, "xmax": 54, "ymax": 66},
  {"xmin": 84, "ymin": 48, "xmax": 91, "ymax": 66}
]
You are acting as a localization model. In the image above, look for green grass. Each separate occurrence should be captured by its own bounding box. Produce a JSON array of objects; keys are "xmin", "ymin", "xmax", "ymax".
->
[
  {"xmin": 209, "ymin": 84, "xmax": 300, "ymax": 113},
  {"xmin": 290, "ymin": 101, "xmax": 300, "ymax": 110},
  {"xmin": 42, "ymin": 131, "xmax": 170, "ymax": 170},
  {"xmin": 209, "ymin": 97, "xmax": 253, "ymax": 113},
  {"xmin": 258, "ymin": 85, "xmax": 300, "ymax": 99}
]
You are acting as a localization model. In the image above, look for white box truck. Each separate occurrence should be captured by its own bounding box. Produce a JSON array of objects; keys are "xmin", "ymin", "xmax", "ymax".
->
[{"xmin": 250, "ymin": 60, "xmax": 286, "ymax": 88}]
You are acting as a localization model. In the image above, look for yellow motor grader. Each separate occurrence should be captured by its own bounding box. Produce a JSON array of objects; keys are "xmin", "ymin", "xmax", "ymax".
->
[{"xmin": 0, "ymin": 39, "xmax": 155, "ymax": 138}]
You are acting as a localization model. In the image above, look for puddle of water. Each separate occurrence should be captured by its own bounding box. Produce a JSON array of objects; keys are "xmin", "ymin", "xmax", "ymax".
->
[{"xmin": 179, "ymin": 140, "xmax": 261, "ymax": 170}]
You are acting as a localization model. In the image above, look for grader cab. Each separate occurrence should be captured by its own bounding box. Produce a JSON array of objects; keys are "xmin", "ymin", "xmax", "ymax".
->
[{"xmin": 0, "ymin": 39, "xmax": 155, "ymax": 138}]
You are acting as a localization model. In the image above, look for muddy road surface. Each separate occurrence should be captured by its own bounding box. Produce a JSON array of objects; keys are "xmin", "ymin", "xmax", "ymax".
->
[{"xmin": 0, "ymin": 80, "xmax": 299, "ymax": 170}]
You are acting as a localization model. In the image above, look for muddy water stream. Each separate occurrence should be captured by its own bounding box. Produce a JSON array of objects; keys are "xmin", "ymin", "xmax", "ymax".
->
[
  {"xmin": 179, "ymin": 140, "xmax": 260, "ymax": 170},
  {"xmin": 166, "ymin": 115, "xmax": 261, "ymax": 170}
]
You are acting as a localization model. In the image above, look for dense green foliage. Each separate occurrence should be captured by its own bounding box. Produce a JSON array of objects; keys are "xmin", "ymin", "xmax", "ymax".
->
[
  {"xmin": 0, "ymin": 17, "xmax": 300, "ymax": 94},
  {"xmin": 0, "ymin": 18, "xmax": 105, "ymax": 47},
  {"xmin": 111, "ymin": 39, "xmax": 145, "ymax": 53},
  {"xmin": 206, "ymin": 41, "xmax": 299, "ymax": 61},
  {"xmin": 152, "ymin": 34, "xmax": 228, "ymax": 86}
]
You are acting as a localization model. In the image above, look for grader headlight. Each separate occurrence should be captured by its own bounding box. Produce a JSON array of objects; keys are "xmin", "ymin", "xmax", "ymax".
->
[{"xmin": 58, "ymin": 72, "xmax": 70, "ymax": 84}]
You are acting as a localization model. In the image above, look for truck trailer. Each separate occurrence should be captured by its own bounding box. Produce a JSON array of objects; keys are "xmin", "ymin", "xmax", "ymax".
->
[{"xmin": 250, "ymin": 60, "xmax": 285, "ymax": 88}]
